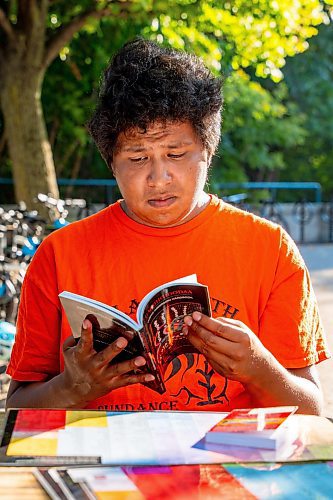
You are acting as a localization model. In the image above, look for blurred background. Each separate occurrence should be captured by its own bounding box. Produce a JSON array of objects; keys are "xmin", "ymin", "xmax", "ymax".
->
[
  {"xmin": 0, "ymin": 1, "xmax": 332, "ymax": 411},
  {"xmin": 0, "ymin": 0, "xmax": 332, "ymax": 210}
]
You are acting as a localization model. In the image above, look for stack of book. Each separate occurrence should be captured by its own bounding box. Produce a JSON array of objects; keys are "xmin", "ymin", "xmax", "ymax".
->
[{"xmin": 204, "ymin": 406, "xmax": 299, "ymax": 452}]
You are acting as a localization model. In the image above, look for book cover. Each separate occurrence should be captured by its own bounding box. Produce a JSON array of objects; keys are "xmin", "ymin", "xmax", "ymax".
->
[
  {"xmin": 205, "ymin": 406, "xmax": 298, "ymax": 450},
  {"xmin": 59, "ymin": 275, "xmax": 211, "ymax": 394},
  {"xmin": 33, "ymin": 469, "xmax": 68, "ymax": 500}
]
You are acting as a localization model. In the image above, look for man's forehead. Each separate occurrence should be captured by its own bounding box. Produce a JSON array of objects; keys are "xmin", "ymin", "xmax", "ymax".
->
[{"xmin": 116, "ymin": 121, "xmax": 198, "ymax": 151}]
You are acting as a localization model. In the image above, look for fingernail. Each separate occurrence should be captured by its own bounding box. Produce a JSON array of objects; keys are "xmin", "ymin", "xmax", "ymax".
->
[
  {"xmin": 82, "ymin": 319, "xmax": 90, "ymax": 329},
  {"xmin": 134, "ymin": 356, "xmax": 146, "ymax": 367},
  {"xmin": 145, "ymin": 374, "xmax": 155, "ymax": 382},
  {"xmin": 182, "ymin": 325, "xmax": 189, "ymax": 336},
  {"xmin": 184, "ymin": 316, "xmax": 193, "ymax": 326},
  {"xmin": 116, "ymin": 337, "xmax": 127, "ymax": 348},
  {"xmin": 193, "ymin": 311, "xmax": 202, "ymax": 321}
]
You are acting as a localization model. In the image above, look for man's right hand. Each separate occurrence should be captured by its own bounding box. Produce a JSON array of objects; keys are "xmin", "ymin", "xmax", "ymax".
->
[{"xmin": 61, "ymin": 319, "xmax": 155, "ymax": 406}]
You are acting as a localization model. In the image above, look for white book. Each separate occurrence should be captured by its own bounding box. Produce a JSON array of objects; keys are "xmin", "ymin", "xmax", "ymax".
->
[{"xmin": 204, "ymin": 406, "xmax": 299, "ymax": 450}]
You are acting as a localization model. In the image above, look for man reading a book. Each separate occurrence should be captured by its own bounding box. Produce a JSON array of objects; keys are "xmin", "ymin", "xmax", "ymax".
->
[{"xmin": 6, "ymin": 39, "xmax": 330, "ymax": 414}]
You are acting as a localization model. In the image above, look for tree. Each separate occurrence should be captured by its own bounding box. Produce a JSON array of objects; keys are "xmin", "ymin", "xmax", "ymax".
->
[
  {"xmin": 214, "ymin": 71, "xmax": 306, "ymax": 186},
  {"xmin": 0, "ymin": 0, "xmax": 130, "ymax": 207},
  {"xmin": 280, "ymin": 20, "xmax": 333, "ymax": 198},
  {"xmin": 0, "ymin": 0, "xmax": 329, "ymax": 207}
]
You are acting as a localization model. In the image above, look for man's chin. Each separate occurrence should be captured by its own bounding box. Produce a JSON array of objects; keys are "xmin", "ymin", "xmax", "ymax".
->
[{"xmin": 138, "ymin": 209, "xmax": 184, "ymax": 228}]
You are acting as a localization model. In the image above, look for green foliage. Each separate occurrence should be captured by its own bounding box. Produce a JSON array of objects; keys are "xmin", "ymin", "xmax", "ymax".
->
[
  {"xmin": 2, "ymin": 0, "xmax": 332, "ymax": 203},
  {"xmin": 277, "ymin": 21, "xmax": 333, "ymax": 199},
  {"xmin": 43, "ymin": 12, "xmax": 150, "ymax": 179},
  {"xmin": 142, "ymin": 0, "xmax": 329, "ymax": 80},
  {"xmin": 40, "ymin": 0, "xmax": 330, "ymax": 186},
  {"xmin": 213, "ymin": 71, "xmax": 306, "ymax": 184}
]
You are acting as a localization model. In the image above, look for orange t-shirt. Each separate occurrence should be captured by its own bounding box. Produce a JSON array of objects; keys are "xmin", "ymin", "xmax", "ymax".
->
[{"xmin": 7, "ymin": 195, "xmax": 330, "ymax": 411}]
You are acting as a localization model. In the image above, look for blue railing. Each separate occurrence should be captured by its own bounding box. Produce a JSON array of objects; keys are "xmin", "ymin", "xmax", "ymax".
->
[
  {"xmin": 1, "ymin": 178, "xmax": 322, "ymax": 203},
  {"xmin": 212, "ymin": 182, "xmax": 322, "ymax": 203},
  {"xmin": 0, "ymin": 177, "xmax": 118, "ymax": 204},
  {"xmin": 56, "ymin": 178, "xmax": 118, "ymax": 204}
]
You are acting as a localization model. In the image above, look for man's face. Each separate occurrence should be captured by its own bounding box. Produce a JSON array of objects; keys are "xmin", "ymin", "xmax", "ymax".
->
[{"xmin": 112, "ymin": 121, "xmax": 210, "ymax": 227}]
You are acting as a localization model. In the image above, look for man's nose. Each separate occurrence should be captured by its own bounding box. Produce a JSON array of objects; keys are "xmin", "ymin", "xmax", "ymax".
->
[{"xmin": 147, "ymin": 158, "xmax": 172, "ymax": 187}]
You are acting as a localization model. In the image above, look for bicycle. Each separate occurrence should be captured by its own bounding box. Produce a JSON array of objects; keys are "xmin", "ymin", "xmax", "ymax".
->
[
  {"xmin": 223, "ymin": 193, "xmax": 252, "ymax": 212},
  {"xmin": 37, "ymin": 193, "xmax": 87, "ymax": 232}
]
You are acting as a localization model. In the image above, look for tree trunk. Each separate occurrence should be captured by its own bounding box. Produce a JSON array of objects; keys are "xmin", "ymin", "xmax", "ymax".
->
[
  {"xmin": 0, "ymin": 1, "xmax": 110, "ymax": 211},
  {"xmin": 0, "ymin": 0, "xmax": 59, "ymax": 213},
  {"xmin": 1, "ymin": 68, "xmax": 59, "ymax": 210}
]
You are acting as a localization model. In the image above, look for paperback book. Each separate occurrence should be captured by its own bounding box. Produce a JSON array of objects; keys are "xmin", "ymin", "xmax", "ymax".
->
[
  {"xmin": 204, "ymin": 406, "xmax": 299, "ymax": 450},
  {"xmin": 59, "ymin": 275, "xmax": 211, "ymax": 394}
]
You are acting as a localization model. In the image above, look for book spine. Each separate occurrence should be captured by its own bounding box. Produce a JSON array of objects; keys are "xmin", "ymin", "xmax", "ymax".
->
[
  {"xmin": 205, "ymin": 433, "xmax": 278, "ymax": 450},
  {"xmin": 138, "ymin": 330, "xmax": 166, "ymax": 394}
]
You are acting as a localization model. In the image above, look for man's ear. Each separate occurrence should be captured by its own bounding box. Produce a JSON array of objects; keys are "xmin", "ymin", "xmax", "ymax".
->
[
  {"xmin": 109, "ymin": 162, "xmax": 116, "ymax": 177},
  {"xmin": 206, "ymin": 152, "xmax": 213, "ymax": 168}
]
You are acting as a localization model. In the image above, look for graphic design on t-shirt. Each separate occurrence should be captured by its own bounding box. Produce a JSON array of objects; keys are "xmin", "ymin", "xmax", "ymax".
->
[
  {"xmin": 171, "ymin": 357, "xmax": 229, "ymax": 407},
  {"xmin": 210, "ymin": 297, "xmax": 239, "ymax": 318}
]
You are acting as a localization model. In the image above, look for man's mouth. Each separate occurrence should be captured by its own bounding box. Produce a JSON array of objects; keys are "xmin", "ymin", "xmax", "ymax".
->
[{"xmin": 148, "ymin": 196, "xmax": 177, "ymax": 208}]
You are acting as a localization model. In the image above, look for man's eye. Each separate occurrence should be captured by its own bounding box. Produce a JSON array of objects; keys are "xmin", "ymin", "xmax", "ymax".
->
[
  {"xmin": 168, "ymin": 153, "xmax": 186, "ymax": 159},
  {"xmin": 130, "ymin": 156, "xmax": 147, "ymax": 163}
]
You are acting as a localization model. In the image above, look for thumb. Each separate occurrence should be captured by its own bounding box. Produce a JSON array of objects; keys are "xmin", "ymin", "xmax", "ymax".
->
[
  {"xmin": 77, "ymin": 318, "xmax": 93, "ymax": 352},
  {"xmin": 62, "ymin": 335, "xmax": 76, "ymax": 352}
]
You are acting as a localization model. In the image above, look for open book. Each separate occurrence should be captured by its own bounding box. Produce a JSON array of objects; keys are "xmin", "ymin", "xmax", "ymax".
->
[
  {"xmin": 59, "ymin": 275, "xmax": 211, "ymax": 394},
  {"xmin": 204, "ymin": 406, "xmax": 299, "ymax": 450}
]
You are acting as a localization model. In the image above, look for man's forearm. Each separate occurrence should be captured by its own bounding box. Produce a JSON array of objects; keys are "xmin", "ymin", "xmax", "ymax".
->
[
  {"xmin": 6, "ymin": 374, "xmax": 87, "ymax": 410},
  {"xmin": 244, "ymin": 353, "xmax": 323, "ymax": 415}
]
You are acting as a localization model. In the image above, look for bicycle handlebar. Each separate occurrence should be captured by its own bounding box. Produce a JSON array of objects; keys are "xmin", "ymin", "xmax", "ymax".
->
[{"xmin": 37, "ymin": 193, "xmax": 86, "ymax": 210}]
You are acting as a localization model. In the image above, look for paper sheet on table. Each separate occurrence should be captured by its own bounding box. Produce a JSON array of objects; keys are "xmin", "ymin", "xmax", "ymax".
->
[
  {"xmin": 57, "ymin": 412, "xmax": 226, "ymax": 464},
  {"xmin": 64, "ymin": 462, "xmax": 333, "ymax": 499},
  {"xmin": 4, "ymin": 411, "xmax": 333, "ymax": 465}
]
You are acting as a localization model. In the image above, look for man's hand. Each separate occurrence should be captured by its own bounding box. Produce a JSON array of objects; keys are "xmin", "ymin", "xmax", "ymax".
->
[
  {"xmin": 183, "ymin": 312, "xmax": 273, "ymax": 385},
  {"xmin": 6, "ymin": 318, "xmax": 155, "ymax": 410},
  {"xmin": 183, "ymin": 311, "xmax": 323, "ymax": 414},
  {"xmin": 61, "ymin": 319, "xmax": 155, "ymax": 406}
]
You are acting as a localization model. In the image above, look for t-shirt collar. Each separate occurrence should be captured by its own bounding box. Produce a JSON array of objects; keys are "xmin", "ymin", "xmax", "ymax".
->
[{"xmin": 110, "ymin": 194, "xmax": 221, "ymax": 236}]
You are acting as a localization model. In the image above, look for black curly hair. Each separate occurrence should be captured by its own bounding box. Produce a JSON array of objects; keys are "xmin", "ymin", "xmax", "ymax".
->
[{"xmin": 88, "ymin": 38, "xmax": 223, "ymax": 166}]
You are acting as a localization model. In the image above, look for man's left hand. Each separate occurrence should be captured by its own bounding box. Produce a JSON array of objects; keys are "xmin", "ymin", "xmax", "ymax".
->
[{"xmin": 183, "ymin": 312, "xmax": 273, "ymax": 384}]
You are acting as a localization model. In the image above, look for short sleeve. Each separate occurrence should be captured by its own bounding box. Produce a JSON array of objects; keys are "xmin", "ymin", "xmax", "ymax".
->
[
  {"xmin": 7, "ymin": 239, "xmax": 62, "ymax": 381},
  {"xmin": 258, "ymin": 230, "xmax": 331, "ymax": 368}
]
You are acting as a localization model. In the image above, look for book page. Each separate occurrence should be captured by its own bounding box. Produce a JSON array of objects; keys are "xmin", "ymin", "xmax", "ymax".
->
[
  {"xmin": 60, "ymin": 292, "xmax": 139, "ymax": 332},
  {"xmin": 60, "ymin": 294, "xmax": 142, "ymax": 363}
]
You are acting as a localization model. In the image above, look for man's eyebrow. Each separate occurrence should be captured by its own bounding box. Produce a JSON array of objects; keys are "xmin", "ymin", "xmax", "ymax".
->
[
  {"xmin": 122, "ymin": 146, "xmax": 147, "ymax": 152},
  {"xmin": 164, "ymin": 141, "xmax": 193, "ymax": 148},
  {"xmin": 121, "ymin": 141, "xmax": 193, "ymax": 152}
]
